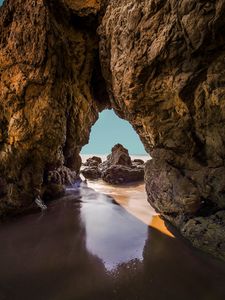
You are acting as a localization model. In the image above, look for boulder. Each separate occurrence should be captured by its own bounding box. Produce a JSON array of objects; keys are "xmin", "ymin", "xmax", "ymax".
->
[
  {"xmin": 99, "ymin": 143, "xmax": 132, "ymax": 172},
  {"xmin": 132, "ymin": 159, "xmax": 145, "ymax": 166},
  {"xmin": 81, "ymin": 167, "xmax": 101, "ymax": 180},
  {"xmin": 83, "ymin": 156, "xmax": 102, "ymax": 167},
  {"xmin": 102, "ymin": 165, "xmax": 144, "ymax": 185},
  {"xmin": 99, "ymin": 144, "xmax": 144, "ymax": 184}
]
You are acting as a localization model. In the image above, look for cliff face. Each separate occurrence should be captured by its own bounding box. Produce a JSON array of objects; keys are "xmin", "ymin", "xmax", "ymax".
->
[
  {"xmin": 98, "ymin": 0, "xmax": 225, "ymax": 259},
  {"xmin": 0, "ymin": 0, "xmax": 225, "ymax": 259},
  {"xmin": 0, "ymin": 0, "xmax": 109, "ymax": 214}
]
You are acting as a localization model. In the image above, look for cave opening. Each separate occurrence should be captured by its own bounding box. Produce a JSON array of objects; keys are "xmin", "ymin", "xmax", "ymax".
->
[
  {"xmin": 80, "ymin": 108, "xmax": 149, "ymax": 200},
  {"xmin": 81, "ymin": 109, "xmax": 147, "ymax": 158},
  {"xmin": 80, "ymin": 109, "xmax": 154, "ymax": 233}
]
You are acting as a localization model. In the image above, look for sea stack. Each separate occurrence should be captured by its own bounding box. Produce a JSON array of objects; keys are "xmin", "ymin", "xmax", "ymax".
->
[{"xmin": 82, "ymin": 144, "xmax": 145, "ymax": 184}]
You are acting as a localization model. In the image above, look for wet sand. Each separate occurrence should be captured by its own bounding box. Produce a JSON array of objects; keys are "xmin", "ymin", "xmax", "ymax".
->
[
  {"xmin": 0, "ymin": 184, "xmax": 225, "ymax": 300},
  {"xmin": 87, "ymin": 179, "xmax": 173, "ymax": 237}
]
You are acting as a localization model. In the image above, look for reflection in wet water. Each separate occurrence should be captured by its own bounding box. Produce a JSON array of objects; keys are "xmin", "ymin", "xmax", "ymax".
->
[
  {"xmin": 0, "ymin": 185, "xmax": 224, "ymax": 300},
  {"xmin": 80, "ymin": 186, "xmax": 148, "ymax": 270},
  {"xmin": 87, "ymin": 179, "xmax": 173, "ymax": 237}
]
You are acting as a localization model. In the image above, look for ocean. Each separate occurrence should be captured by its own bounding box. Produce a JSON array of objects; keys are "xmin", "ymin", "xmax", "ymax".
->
[{"xmin": 81, "ymin": 153, "xmax": 150, "ymax": 163}]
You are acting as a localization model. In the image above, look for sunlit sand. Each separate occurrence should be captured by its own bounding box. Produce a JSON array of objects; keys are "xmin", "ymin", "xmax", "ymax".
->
[{"xmin": 87, "ymin": 179, "xmax": 174, "ymax": 238}]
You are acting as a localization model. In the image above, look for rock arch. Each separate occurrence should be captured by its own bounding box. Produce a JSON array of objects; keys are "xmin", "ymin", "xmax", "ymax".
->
[{"xmin": 0, "ymin": 0, "xmax": 225, "ymax": 259}]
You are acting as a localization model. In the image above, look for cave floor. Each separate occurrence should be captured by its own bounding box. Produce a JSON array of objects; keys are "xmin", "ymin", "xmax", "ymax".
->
[{"xmin": 0, "ymin": 184, "xmax": 224, "ymax": 300}]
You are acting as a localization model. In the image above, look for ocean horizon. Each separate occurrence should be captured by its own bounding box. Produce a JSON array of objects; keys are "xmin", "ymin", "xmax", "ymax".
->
[{"xmin": 81, "ymin": 153, "xmax": 150, "ymax": 163}]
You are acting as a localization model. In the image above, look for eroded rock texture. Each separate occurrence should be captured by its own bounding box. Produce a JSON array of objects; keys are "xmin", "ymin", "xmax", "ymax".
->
[
  {"xmin": 0, "ymin": 0, "xmax": 109, "ymax": 215},
  {"xmin": 1, "ymin": 0, "xmax": 225, "ymax": 260},
  {"xmin": 99, "ymin": 0, "xmax": 225, "ymax": 259}
]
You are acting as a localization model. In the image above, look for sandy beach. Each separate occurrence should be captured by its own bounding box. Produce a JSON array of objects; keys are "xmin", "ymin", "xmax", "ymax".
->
[{"xmin": 0, "ymin": 173, "xmax": 224, "ymax": 299}]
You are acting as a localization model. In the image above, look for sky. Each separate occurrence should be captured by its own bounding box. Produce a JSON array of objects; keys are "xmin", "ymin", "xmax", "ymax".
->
[
  {"xmin": 0, "ymin": 1, "xmax": 3, "ymax": 5},
  {"xmin": 81, "ymin": 110, "xmax": 147, "ymax": 155}
]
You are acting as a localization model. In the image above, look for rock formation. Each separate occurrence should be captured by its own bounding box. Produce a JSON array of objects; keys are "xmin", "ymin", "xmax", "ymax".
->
[
  {"xmin": 99, "ymin": 144, "xmax": 144, "ymax": 184},
  {"xmin": 132, "ymin": 159, "xmax": 145, "ymax": 166},
  {"xmin": 81, "ymin": 156, "xmax": 102, "ymax": 179},
  {"xmin": 81, "ymin": 144, "xmax": 144, "ymax": 183},
  {"xmin": 82, "ymin": 166, "xmax": 101, "ymax": 180},
  {"xmin": 0, "ymin": 0, "xmax": 109, "ymax": 215},
  {"xmin": 83, "ymin": 156, "xmax": 102, "ymax": 167},
  {"xmin": 98, "ymin": 0, "xmax": 225, "ymax": 260},
  {"xmin": 99, "ymin": 144, "xmax": 132, "ymax": 170},
  {"xmin": 1, "ymin": 0, "xmax": 225, "ymax": 259},
  {"xmin": 102, "ymin": 164, "xmax": 144, "ymax": 184}
]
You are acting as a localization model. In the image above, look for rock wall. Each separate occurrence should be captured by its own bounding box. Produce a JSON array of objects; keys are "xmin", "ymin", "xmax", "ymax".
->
[
  {"xmin": 0, "ymin": 0, "xmax": 109, "ymax": 215},
  {"xmin": 98, "ymin": 0, "xmax": 225, "ymax": 259},
  {"xmin": 0, "ymin": 0, "xmax": 225, "ymax": 259}
]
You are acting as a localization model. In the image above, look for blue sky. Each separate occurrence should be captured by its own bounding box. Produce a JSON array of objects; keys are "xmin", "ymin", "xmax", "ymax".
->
[
  {"xmin": 0, "ymin": 1, "xmax": 3, "ymax": 5},
  {"xmin": 81, "ymin": 110, "xmax": 147, "ymax": 155}
]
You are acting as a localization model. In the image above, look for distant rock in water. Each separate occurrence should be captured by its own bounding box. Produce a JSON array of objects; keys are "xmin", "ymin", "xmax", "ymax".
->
[
  {"xmin": 83, "ymin": 156, "xmax": 102, "ymax": 167},
  {"xmin": 102, "ymin": 165, "xmax": 144, "ymax": 185},
  {"xmin": 104, "ymin": 144, "xmax": 132, "ymax": 167},
  {"xmin": 132, "ymin": 159, "xmax": 145, "ymax": 166},
  {"xmin": 81, "ymin": 144, "xmax": 145, "ymax": 184},
  {"xmin": 100, "ymin": 144, "xmax": 144, "ymax": 184},
  {"xmin": 82, "ymin": 166, "xmax": 101, "ymax": 180}
]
